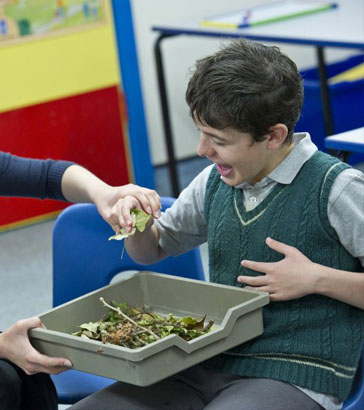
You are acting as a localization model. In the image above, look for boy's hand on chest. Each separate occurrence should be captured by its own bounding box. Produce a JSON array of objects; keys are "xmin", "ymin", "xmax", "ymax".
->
[{"xmin": 237, "ymin": 237, "xmax": 317, "ymax": 301}]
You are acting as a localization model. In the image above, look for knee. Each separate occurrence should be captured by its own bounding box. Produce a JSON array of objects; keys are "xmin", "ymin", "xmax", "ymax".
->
[{"xmin": 0, "ymin": 360, "xmax": 22, "ymax": 406}]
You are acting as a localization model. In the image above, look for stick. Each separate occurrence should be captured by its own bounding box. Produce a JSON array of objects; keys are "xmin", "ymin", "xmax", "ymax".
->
[{"xmin": 99, "ymin": 297, "xmax": 160, "ymax": 340}]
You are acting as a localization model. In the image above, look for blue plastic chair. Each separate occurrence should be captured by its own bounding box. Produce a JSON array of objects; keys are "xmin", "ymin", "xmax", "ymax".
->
[
  {"xmin": 51, "ymin": 198, "xmax": 205, "ymax": 404},
  {"xmin": 342, "ymin": 344, "xmax": 364, "ymax": 410}
]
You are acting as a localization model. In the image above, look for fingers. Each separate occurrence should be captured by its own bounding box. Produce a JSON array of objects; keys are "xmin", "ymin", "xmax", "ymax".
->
[
  {"xmin": 239, "ymin": 237, "xmax": 295, "ymax": 274},
  {"xmin": 107, "ymin": 196, "xmax": 140, "ymax": 233},
  {"xmin": 133, "ymin": 190, "xmax": 161, "ymax": 218},
  {"xmin": 24, "ymin": 350, "xmax": 72, "ymax": 375},
  {"xmin": 245, "ymin": 285, "xmax": 273, "ymax": 295},
  {"xmin": 99, "ymin": 184, "xmax": 162, "ymax": 234},
  {"xmin": 17, "ymin": 316, "xmax": 43, "ymax": 331},
  {"xmin": 240, "ymin": 259, "xmax": 271, "ymax": 274},
  {"xmin": 265, "ymin": 236, "xmax": 294, "ymax": 255},
  {"xmin": 121, "ymin": 196, "xmax": 141, "ymax": 232},
  {"xmin": 105, "ymin": 188, "xmax": 161, "ymax": 234},
  {"xmin": 4, "ymin": 318, "xmax": 73, "ymax": 376},
  {"xmin": 122, "ymin": 185, "xmax": 161, "ymax": 218},
  {"xmin": 237, "ymin": 275, "xmax": 266, "ymax": 286}
]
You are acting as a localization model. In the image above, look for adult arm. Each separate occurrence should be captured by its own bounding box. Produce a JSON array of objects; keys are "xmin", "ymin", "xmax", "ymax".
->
[
  {"xmin": 0, "ymin": 152, "xmax": 72, "ymax": 200},
  {"xmin": 60, "ymin": 165, "xmax": 160, "ymax": 232},
  {"xmin": 0, "ymin": 152, "xmax": 161, "ymax": 232}
]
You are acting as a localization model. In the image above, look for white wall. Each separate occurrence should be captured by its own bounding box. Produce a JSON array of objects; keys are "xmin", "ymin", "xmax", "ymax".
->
[{"xmin": 131, "ymin": 0, "xmax": 356, "ymax": 165}]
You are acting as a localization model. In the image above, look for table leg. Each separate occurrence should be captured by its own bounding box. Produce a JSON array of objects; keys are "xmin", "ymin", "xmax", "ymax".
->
[
  {"xmin": 316, "ymin": 46, "xmax": 335, "ymax": 137},
  {"xmin": 328, "ymin": 149, "xmax": 351, "ymax": 162},
  {"xmin": 154, "ymin": 33, "xmax": 180, "ymax": 197}
]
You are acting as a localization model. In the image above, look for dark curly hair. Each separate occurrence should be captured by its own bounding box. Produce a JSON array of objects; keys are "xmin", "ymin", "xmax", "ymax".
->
[{"xmin": 186, "ymin": 39, "xmax": 303, "ymax": 144}]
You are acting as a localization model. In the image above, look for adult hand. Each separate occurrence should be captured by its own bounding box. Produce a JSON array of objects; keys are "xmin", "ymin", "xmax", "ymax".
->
[
  {"xmin": 107, "ymin": 194, "xmax": 157, "ymax": 234},
  {"xmin": 237, "ymin": 237, "xmax": 317, "ymax": 301},
  {"xmin": 0, "ymin": 317, "xmax": 72, "ymax": 375},
  {"xmin": 94, "ymin": 184, "xmax": 161, "ymax": 233},
  {"xmin": 61, "ymin": 166, "xmax": 161, "ymax": 233}
]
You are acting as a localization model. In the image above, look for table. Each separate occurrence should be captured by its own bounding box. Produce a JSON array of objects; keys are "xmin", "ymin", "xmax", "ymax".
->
[
  {"xmin": 325, "ymin": 127, "xmax": 364, "ymax": 162},
  {"xmin": 152, "ymin": 0, "xmax": 364, "ymax": 196}
]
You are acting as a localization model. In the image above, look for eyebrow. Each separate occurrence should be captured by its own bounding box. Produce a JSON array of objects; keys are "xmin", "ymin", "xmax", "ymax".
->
[
  {"xmin": 198, "ymin": 127, "xmax": 227, "ymax": 142},
  {"xmin": 206, "ymin": 132, "xmax": 229, "ymax": 143}
]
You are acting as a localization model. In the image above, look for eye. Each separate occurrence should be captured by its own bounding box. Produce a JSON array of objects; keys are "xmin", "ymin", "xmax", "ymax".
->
[{"xmin": 213, "ymin": 139, "xmax": 226, "ymax": 146}]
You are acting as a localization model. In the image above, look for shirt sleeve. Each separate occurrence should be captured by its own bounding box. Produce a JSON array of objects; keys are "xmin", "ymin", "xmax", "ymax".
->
[
  {"xmin": 0, "ymin": 152, "xmax": 75, "ymax": 201},
  {"xmin": 328, "ymin": 167, "xmax": 364, "ymax": 268},
  {"xmin": 155, "ymin": 164, "xmax": 213, "ymax": 256}
]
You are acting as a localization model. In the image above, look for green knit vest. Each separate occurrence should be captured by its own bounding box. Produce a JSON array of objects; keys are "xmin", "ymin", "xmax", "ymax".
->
[{"xmin": 203, "ymin": 151, "xmax": 364, "ymax": 400}]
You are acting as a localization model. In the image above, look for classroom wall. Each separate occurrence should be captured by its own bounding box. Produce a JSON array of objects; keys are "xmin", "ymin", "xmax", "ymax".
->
[
  {"xmin": 0, "ymin": 0, "xmax": 131, "ymax": 230},
  {"xmin": 131, "ymin": 0, "xmax": 357, "ymax": 165}
]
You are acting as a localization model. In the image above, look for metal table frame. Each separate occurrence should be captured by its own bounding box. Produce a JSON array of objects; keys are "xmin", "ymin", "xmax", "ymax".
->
[{"xmin": 152, "ymin": 0, "xmax": 364, "ymax": 196}]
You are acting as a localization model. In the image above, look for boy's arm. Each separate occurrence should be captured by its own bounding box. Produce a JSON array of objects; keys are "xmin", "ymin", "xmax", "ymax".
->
[
  {"xmin": 125, "ymin": 221, "xmax": 169, "ymax": 264},
  {"xmin": 237, "ymin": 237, "xmax": 364, "ymax": 309},
  {"xmin": 119, "ymin": 167, "xmax": 212, "ymax": 264}
]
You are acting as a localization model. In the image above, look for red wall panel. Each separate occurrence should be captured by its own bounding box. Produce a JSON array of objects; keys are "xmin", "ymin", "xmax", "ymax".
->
[{"xmin": 0, "ymin": 86, "xmax": 131, "ymax": 229}]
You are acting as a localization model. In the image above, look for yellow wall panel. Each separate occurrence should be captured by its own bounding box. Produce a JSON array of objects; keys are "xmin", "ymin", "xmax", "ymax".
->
[{"xmin": 0, "ymin": 0, "xmax": 120, "ymax": 113}]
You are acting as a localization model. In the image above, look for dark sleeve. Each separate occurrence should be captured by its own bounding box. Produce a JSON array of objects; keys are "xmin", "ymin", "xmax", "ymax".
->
[{"xmin": 0, "ymin": 152, "xmax": 75, "ymax": 201}]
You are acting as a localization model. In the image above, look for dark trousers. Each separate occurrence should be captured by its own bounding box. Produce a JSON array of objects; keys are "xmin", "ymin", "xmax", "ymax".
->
[
  {"xmin": 70, "ymin": 364, "xmax": 324, "ymax": 410},
  {"xmin": 0, "ymin": 359, "xmax": 57, "ymax": 410}
]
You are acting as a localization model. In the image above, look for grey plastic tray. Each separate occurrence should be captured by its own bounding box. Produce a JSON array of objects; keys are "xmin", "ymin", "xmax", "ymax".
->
[{"xmin": 30, "ymin": 272, "xmax": 269, "ymax": 386}]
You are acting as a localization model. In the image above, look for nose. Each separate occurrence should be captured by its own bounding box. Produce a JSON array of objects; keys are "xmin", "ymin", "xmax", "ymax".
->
[{"xmin": 197, "ymin": 133, "xmax": 214, "ymax": 158}]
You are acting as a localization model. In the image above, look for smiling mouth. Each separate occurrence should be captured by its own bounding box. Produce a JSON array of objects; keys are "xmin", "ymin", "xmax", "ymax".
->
[{"xmin": 216, "ymin": 163, "xmax": 232, "ymax": 177}]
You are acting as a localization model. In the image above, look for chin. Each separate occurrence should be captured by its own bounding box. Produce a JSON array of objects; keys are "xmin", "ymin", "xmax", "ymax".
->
[{"xmin": 221, "ymin": 176, "xmax": 236, "ymax": 186}]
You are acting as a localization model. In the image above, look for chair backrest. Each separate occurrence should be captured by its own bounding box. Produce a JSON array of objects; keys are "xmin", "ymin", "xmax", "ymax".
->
[{"xmin": 53, "ymin": 197, "xmax": 205, "ymax": 307}]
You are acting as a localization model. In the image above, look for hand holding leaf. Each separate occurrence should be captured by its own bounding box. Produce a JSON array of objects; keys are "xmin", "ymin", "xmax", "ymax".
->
[{"xmin": 109, "ymin": 209, "xmax": 151, "ymax": 241}]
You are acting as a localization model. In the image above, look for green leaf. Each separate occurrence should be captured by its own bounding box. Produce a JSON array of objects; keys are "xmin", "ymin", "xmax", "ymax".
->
[
  {"xmin": 112, "ymin": 301, "xmax": 133, "ymax": 316},
  {"xmin": 79, "ymin": 322, "xmax": 100, "ymax": 334},
  {"xmin": 108, "ymin": 209, "xmax": 151, "ymax": 241},
  {"xmin": 133, "ymin": 209, "xmax": 151, "ymax": 232},
  {"xmin": 181, "ymin": 316, "xmax": 198, "ymax": 326},
  {"xmin": 72, "ymin": 299, "xmax": 214, "ymax": 349},
  {"xmin": 108, "ymin": 227, "xmax": 136, "ymax": 241},
  {"xmin": 181, "ymin": 315, "xmax": 205, "ymax": 330}
]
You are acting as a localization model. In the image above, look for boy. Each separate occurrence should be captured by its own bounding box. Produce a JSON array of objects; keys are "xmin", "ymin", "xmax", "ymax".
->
[{"xmin": 71, "ymin": 39, "xmax": 364, "ymax": 410}]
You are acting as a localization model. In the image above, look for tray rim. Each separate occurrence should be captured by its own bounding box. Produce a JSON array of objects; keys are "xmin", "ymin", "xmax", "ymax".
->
[{"xmin": 30, "ymin": 271, "xmax": 269, "ymax": 361}]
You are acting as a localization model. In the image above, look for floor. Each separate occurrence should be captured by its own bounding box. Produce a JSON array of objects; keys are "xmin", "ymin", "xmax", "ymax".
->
[{"xmin": 0, "ymin": 156, "xmax": 209, "ymax": 409}]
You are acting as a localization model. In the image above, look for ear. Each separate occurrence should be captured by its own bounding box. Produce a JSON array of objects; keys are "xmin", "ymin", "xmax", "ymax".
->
[{"xmin": 266, "ymin": 124, "xmax": 288, "ymax": 150}]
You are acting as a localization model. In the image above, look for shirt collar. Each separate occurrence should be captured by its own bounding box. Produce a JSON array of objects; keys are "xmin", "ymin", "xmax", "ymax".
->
[{"xmin": 235, "ymin": 133, "xmax": 318, "ymax": 189}]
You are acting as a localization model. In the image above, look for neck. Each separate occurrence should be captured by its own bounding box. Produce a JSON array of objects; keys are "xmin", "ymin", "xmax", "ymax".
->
[
  {"xmin": 275, "ymin": 142, "xmax": 295, "ymax": 166},
  {"xmin": 251, "ymin": 143, "xmax": 294, "ymax": 185}
]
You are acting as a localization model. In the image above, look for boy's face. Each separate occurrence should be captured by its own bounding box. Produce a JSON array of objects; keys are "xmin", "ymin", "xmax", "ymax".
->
[{"xmin": 196, "ymin": 123, "xmax": 276, "ymax": 186}]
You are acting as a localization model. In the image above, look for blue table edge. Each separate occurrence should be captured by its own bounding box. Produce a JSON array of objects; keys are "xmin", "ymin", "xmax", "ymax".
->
[
  {"xmin": 152, "ymin": 26, "xmax": 364, "ymax": 50},
  {"xmin": 325, "ymin": 139, "xmax": 364, "ymax": 153}
]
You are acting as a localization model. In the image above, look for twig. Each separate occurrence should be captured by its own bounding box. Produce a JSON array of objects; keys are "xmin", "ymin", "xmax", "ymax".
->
[{"xmin": 99, "ymin": 297, "xmax": 160, "ymax": 340}]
